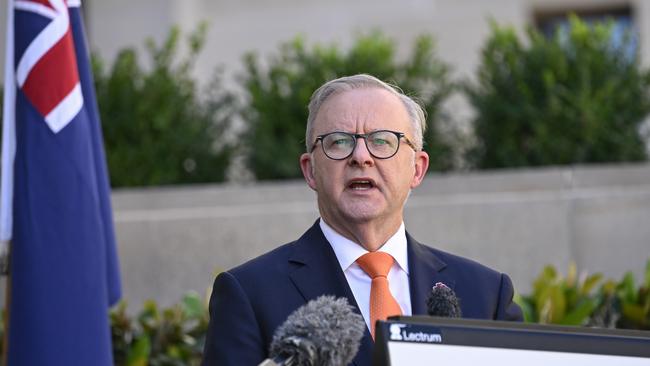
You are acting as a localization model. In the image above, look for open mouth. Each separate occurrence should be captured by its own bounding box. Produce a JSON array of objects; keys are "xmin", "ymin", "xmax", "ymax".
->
[{"xmin": 348, "ymin": 179, "xmax": 375, "ymax": 190}]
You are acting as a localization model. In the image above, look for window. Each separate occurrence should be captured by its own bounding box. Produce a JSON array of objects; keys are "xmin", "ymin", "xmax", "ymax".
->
[{"xmin": 534, "ymin": 5, "xmax": 637, "ymax": 59}]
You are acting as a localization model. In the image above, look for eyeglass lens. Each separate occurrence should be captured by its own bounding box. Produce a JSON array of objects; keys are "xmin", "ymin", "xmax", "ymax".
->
[{"xmin": 321, "ymin": 131, "xmax": 400, "ymax": 159}]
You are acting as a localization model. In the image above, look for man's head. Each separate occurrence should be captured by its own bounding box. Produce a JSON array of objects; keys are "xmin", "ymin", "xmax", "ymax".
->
[
  {"xmin": 300, "ymin": 74, "xmax": 429, "ymax": 245},
  {"xmin": 305, "ymin": 74, "xmax": 427, "ymax": 152}
]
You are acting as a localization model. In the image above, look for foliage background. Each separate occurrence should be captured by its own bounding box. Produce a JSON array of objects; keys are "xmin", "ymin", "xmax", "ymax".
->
[
  {"xmin": 6, "ymin": 17, "xmax": 648, "ymax": 187},
  {"xmin": 92, "ymin": 17, "xmax": 650, "ymax": 186},
  {"xmin": 239, "ymin": 32, "xmax": 455, "ymax": 180},
  {"xmin": 515, "ymin": 260, "xmax": 650, "ymax": 330},
  {"xmin": 1, "ymin": 12, "xmax": 650, "ymax": 366},
  {"xmin": 93, "ymin": 25, "xmax": 235, "ymax": 187},
  {"xmin": 466, "ymin": 16, "xmax": 650, "ymax": 169}
]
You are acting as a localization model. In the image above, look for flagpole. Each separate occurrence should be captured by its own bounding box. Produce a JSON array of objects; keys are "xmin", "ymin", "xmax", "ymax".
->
[
  {"xmin": 1, "ymin": 0, "xmax": 15, "ymax": 362},
  {"xmin": 2, "ymin": 255, "xmax": 10, "ymax": 366}
]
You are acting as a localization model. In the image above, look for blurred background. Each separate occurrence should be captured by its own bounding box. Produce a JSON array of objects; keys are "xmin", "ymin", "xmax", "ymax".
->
[{"xmin": 1, "ymin": 0, "xmax": 649, "ymax": 357}]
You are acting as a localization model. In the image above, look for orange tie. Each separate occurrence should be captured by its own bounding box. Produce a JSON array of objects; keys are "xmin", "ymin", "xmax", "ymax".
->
[{"xmin": 356, "ymin": 251, "xmax": 403, "ymax": 339}]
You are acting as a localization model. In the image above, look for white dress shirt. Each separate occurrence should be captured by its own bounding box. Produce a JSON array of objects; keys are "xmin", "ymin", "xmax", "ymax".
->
[{"xmin": 319, "ymin": 218, "xmax": 412, "ymax": 332}]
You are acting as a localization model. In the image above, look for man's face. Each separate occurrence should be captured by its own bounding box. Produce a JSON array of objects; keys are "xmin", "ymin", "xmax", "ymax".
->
[{"xmin": 300, "ymin": 87, "xmax": 429, "ymax": 231}]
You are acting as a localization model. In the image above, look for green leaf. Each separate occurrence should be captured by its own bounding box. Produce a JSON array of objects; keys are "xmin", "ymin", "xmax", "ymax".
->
[
  {"xmin": 581, "ymin": 273, "xmax": 603, "ymax": 295},
  {"xmin": 514, "ymin": 293, "xmax": 535, "ymax": 323},
  {"xmin": 182, "ymin": 291, "xmax": 205, "ymax": 319},
  {"xmin": 618, "ymin": 272, "xmax": 638, "ymax": 303},
  {"xmin": 126, "ymin": 336, "xmax": 151, "ymax": 366},
  {"xmin": 561, "ymin": 299, "xmax": 596, "ymax": 326},
  {"xmin": 622, "ymin": 303, "xmax": 646, "ymax": 324},
  {"xmin": 600, "ymin": 279, "xmax": 617, "ymax": 295},
  {"xmin": 548, "ymin": 286, "xmax": 567, "ymax": 323},
  {"xmin": 567, "ymin": 262, "xmax": 577, "ymax": 287}
]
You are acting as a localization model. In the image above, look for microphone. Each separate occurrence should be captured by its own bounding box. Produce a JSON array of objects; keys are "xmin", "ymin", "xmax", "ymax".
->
[
  {"xmin": 259, "ymin": 295, "xmax": 366, "ymax": 366},
  {"xmin": 426, "ymin": 282, "xmax": 462, "ymax": 318}
]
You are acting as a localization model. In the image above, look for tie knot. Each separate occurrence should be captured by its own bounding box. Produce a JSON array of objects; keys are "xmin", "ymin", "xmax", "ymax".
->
[{"xmin": 356, "ymin": 251, "xmax": 394, "ymax": 278}]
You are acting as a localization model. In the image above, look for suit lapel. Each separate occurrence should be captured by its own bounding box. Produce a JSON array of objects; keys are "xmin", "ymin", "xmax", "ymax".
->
[
  {"xmin": 287, "ymin": 221, "xmax": 373, "ymax": 366},
  {"xmin": 407, "ymin": 233, "xmax": 454, "ymax": 315}
]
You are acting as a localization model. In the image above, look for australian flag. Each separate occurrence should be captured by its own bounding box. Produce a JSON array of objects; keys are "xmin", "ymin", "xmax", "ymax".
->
[{"xmin": 1, "ymin": 0, "xmax": 122, "ymax": 365}]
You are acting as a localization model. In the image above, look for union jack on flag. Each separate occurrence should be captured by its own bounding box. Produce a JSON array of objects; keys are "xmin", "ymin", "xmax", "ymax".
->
[
  {"xmin": 15, "ymin": 0, "xmax": 83, "ymax": 133},
  {"xmin": 1, "ymin": 0, "xmax": 121, "ymax": 365}
]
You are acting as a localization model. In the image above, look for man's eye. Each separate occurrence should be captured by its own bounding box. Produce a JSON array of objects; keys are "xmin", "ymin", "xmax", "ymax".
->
[
  {"xmin": 329, "ymin": 138, "xmax": 353, "ymax": 148},
  {"xmin": 372, "ymin": 138, "xmax": 389, "ymax": 145}
]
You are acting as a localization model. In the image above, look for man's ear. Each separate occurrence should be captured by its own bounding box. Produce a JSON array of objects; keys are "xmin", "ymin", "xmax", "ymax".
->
[
  {"xmin": 300, "ymin": 153, "xmax": 318, "ymax": 191},
  {"xmin": 410, "ymin": 151, "xmax": 429, "ymax": 189}
]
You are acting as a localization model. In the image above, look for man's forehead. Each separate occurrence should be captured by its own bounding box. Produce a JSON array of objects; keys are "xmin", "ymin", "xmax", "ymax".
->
[
  {"xmin": 315, "ymin": 87, "xmax": 408, "ymax": 124},
  {"xmin": 322, "ymin": 87, "xmax": 399, "ymax": 106}
]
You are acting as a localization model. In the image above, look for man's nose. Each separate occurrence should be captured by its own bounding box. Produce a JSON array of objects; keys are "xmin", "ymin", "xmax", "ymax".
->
[{"xmin": 349, "ymin": 137, "xmax": 374, "ymax": 166}]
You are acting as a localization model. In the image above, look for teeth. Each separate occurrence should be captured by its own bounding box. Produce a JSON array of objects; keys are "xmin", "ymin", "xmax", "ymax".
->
[{"xmin": 350, "ymin": 180, "xmax": 372, "ymax": 190}]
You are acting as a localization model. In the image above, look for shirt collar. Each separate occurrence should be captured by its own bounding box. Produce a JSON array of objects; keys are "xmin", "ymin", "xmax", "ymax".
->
[{"xmin": 319, "ymin": 218, "xmax": 409, "ymax": 274}]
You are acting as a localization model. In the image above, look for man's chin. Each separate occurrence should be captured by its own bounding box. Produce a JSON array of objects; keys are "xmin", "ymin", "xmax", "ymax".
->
[{"xmin": 340, "ymin": 205, "xmax": 385, "ymax": 223}]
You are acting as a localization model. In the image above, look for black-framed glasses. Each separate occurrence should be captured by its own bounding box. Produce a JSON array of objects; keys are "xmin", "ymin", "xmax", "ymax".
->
[{"xmin": 310, "ymin": 130, "xmax": 417, "ymax": 160}]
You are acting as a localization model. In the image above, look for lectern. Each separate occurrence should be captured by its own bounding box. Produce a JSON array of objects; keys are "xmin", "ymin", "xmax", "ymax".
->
[{"xmin": 373, "ymin": 316, "xmax": 650, "ymax": 365}]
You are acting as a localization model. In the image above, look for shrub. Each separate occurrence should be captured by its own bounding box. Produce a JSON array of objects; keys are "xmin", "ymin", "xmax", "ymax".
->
[
  {"xmin": 595, "ymin": 260, "xmax": 650, "ymax": 330},
  {"xmin": 239, "ymin": 32, "xmax": 454, "ymax": 180},
  {"xmin": 93, "ymin": 25, "xmax": 236, "ymax": 187},
  {"xmin": 466, "ymin": 16, "xmax": 650, "ymax": 169},
  {"xmin": 516, "ymin": 259, "xmax": 650, "ymax": 330},
  {"xmin": 111, "ymin": 292, "xmax": 208, "ymax": 366},
  {"xmin": 515, "ymin": 263, "xmax": 603, "ymax": 325}
]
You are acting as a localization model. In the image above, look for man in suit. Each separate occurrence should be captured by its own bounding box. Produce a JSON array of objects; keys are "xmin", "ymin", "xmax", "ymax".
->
[{"xmin": 202, "ymin": 74, "xmax": 522, "ymax": 365}]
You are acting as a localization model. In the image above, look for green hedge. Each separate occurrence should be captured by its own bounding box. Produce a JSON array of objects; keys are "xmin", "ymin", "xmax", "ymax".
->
[
  {"xmin": 93, "ymin": 25, "xmax": 235, "ymax": 187},
  {"xmin": 240, "ymin": 32, "xmax": 455, "ymax": 180},
  {"xmin": 466, "ymin": 16, "xmax": 650, "ymax": 169},
  {"xmin": 4, "ymin": 17, "xmax": 650, "ymax": 186}
]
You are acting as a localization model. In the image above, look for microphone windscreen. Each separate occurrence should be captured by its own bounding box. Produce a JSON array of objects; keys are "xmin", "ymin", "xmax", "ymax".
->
[
  {"xmin": 426, "ymin": 282, "xmax": 462, "ymax": 318},
  {"xmin": 269, "ymin": 295, "xmax": 365, "ymax": 366}
]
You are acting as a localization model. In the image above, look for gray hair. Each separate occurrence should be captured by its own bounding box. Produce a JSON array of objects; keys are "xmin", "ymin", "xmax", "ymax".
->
[{"xmin": 306, "ymin": 74, "xmax": 427, "ymax": 151}]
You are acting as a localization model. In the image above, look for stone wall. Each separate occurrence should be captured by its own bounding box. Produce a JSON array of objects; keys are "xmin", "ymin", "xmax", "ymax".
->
[{"xmin": 112, "ymin": 163, "xmax": 650, "ymax": 309}]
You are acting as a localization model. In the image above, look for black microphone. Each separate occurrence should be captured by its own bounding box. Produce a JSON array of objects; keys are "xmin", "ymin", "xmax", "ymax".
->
[
  {"xmin": 426, "ymin": 282, "xmax": 462, "ymax": 317},
  {"xmin": 259, "ymin": 295, "xmax": 366, "ymax": 366}
]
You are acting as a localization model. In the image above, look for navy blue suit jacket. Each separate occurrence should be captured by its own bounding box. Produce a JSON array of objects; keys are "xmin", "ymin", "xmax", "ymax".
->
[{"xmin": 202, "ymin": 221, "xmax": 522, "ymax": 365}]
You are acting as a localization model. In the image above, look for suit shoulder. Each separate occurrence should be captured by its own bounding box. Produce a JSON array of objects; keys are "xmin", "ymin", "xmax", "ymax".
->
[
  {"xmin": 418, "ymin": 243, "xmax": 504, "ymax": 280},
  {"xmin": 412, "ymin": 242, "xmax": 521, "ymax": 320},
  {"xmin": 226, "ymin": 221, "xmax": 325, "ymax": 280},
  {"xmin": 227, "ymin": 239, "xmax": 298, "ymax": 278}
]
